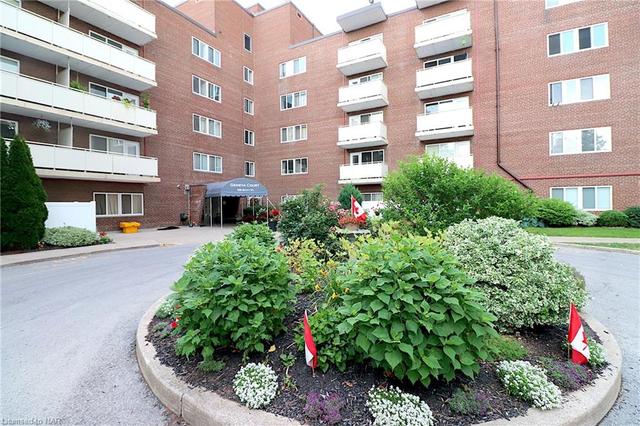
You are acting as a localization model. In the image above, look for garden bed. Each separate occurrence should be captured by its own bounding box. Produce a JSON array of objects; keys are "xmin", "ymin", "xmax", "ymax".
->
[{"xmin": 147, "ymin": 293, "xmax": 605, "ymax": 426}]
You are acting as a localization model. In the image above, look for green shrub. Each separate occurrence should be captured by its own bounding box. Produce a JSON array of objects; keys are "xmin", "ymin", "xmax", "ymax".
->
[
  {"xmin": 448, "ymin": 388, "xmax": 489, "ymax": 416},
  {"xmin": 284, "ymin": 239, "xmax": 337, "ymax": 294},
  {"xmin": 337, "ymin": 183, "xmax": 362, "ymax": 210},
  {"xmin": 573, "ymin": 210, "xmax": 598, "ymax": 226},
  {"xmin": 535, "ymin": 198, "xmax": 577, "ymax": 227},
  {"xmin": 623, "ymin": 206, "xmax": 640, "ymax": 228},
  {"xmin": 382, "ymin": 155, "xmax": 536, "ymax": 232},
  {"xmin": 42, "ymin": 226, "xmax": 98, "ymax": 247},
  {"xmin": 487, "ymin": 335, "xmax": 528, "ymax": 361},
  {"xmin": 172, "ymin": 238, "xmax": 295, "ymax": 360},
  {"xmin": 229, "ymin": 223, "xmax": 275, "ymax": 246},
  {"xmin": 278, "ymin": 185, "xmax": 339, "ymax": 246},
  {"xmin": 443, "ymin": 217, "xmax": 587, "ymax": 331},
  {"xmin": 596, "ymin": 210, "xmax": 629, "ymax": 227}
]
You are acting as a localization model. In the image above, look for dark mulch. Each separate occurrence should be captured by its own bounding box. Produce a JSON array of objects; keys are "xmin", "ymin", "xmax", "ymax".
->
[{"xmin": 147, "ymin": 298, "xmax": 603, "ymax": 426}]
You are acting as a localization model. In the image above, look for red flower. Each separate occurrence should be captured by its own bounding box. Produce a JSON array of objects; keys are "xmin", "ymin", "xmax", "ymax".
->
[
  {"xmin": 170, "ymin": 318, "xmax": 180, "ymax": 329},
  {"xmin": 270, "ymin": 209, "xmax": 280, "ymax": 216}
]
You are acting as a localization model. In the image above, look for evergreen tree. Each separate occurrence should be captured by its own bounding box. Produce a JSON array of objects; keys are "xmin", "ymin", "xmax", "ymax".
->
[
  {"xmin": 1, "ymin": 137, "xmax": 10, "ymax": 250},
  {"xmin": 337, "ymin": 183, "xmax": 363, "ymax": 210},
  {"xmin": 2, "ymin": 136, "xmax": 48, "ymax": 250}
]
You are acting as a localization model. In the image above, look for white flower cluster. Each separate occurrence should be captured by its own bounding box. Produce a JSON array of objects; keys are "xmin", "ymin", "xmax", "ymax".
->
[
  {"xmin": 232, "ymin": 363, "xmax": 278, "ymax": 409},
  {"xmin": 366, "ymin": 386, "xmax": 434, "ymax": 426},
  {"xmin": 497, "ymin": 360, "xmax": 561, "ymax": 410}
]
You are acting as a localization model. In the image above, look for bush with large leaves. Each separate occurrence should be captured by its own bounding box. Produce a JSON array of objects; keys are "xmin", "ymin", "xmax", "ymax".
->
[
  {"xmin": 278, "ymin": 185, "xmax": 339, "ymax": 246},
  {"xmin": 443, "ymin": 217, "xmax": 587, "ymax": 331},
  {"xmin": 172, "ymin": 237, "xmax": 295, "ymax": 361},
  {"xmin": 382, "ymin": 155, "xmax": 536, "ymax": 232},
  {"xmin": 228, "ymin": 222, "xmax": 275, "ymax": 247}
]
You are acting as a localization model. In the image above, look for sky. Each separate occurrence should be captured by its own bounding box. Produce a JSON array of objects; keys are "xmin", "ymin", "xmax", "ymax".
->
[{"xmin": 163, "ymin": 0, "xmax": 417, "ymax": 34}]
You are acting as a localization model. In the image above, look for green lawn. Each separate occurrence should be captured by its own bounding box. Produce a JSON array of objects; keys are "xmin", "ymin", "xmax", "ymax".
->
[
  {"xmin": 575, "ymin": 243, "xmax": 640, "ymax": 252},
  {"xmin": 526, "ymin": 227, "xmax": 640, "ymax": 238}
]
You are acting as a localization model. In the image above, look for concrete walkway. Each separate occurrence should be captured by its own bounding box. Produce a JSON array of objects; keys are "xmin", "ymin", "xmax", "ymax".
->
[
  {"xmin": 548, "ymin": 236, "xmax": 640, "ymax": 244},
  {"xmin": 0, "ymin": 226, "xmax": 234, "ymax": 267}
]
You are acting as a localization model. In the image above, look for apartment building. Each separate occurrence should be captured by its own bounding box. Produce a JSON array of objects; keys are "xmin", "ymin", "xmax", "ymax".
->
[{"xmin": 1, "ymin": 0, "xmax": 637, "ymax": 230}]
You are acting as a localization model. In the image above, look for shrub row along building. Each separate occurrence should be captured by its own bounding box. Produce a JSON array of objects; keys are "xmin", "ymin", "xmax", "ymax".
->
[{"xmin": 1, "ymin": 0, "xmax": 637, "ymax": 229}]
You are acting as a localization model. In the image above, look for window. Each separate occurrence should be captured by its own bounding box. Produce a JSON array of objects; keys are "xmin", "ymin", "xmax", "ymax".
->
[
  {"xmin": 349, "ymin": 111, "xmax": 383, "ymax": 126},
  {"xmin": 424, "ymin": 52, "xmax": 468, "ymax": 68},
  {"xmin": 548, "ymin": 23, "xmax": 608, "ymax": 56},
  {"xmin": 362, "ymin": 192, "xmax": 383, "ymax": 202},
  {"xmin": 349, "ymin": 72, "xmax": 382, "ymax": 86},
  {"xmin": 281, "ymin": 157, "xmax": 308, "ymax": 175},
  {"xmin": 89, "ymin": 31, "xmax": 139, "ymax": 55},
  {"xmin": 192, "ymin": 75, "xmax": 221, "ymax": 102},
  {"xmin": 550, "ymin": 186, "xmax": 611, "ymax": 210},
  {"xmin": 280, "ymin": 124, "xmax": 307, "ymax": 143},
  {"xmin": 1, "ymin": 119, "xmax": 18, "ymax": 140},
  {"xmin": 425, "ymin": 96, "xmax": 469, "ymax": 114},
  {"xmin": 192, "ymin": 114, "xmax": 222, "ymax": 138},
  {"xmin": 426, "ymin": 141, "xmax": 472, "ymax": 167},
  {"xmin": 244, "ymin": 129, "xmax": 255, "ymax": 146},
  {"xmin": 2, "ymin": 0, "xmax": 21, "ymax": 6},
  {"xmin": 0, "ymin": 55, "xmax": 19, "ymax": 73},
  {"xmin": 243, "ymin": 66, "xmax": 254, "ymax": 84},
  {"xmin": 191, "ymin": 37, "xmax": 221, "ymax": 67},
  {"xmin": 545, "ymin": 0, "xmax": 581, "ymax": 9},
  {"xmin": 244, "ymin": 33, "xmax": 252, "ymax": 52},
  {"xmin": 193, "ymin": 152, "xmax": 223, "ymax": 173},
  {"xmin": 94, "ymin": 193, "xmax": 143, "ymax": 217},
  {"xmin": 89, "ymin": 83, "xmax": 139, "ymax": 105},
  {"xmin": 350, "ymin": 150, "xmax": 384, "ymax": 165},
  {"xmin": 548, "ymin": 74, "xmax": 609, "ymax": 105},
  {"xmin": 549, "ymin": 127, "xmax": 611, "ymax": 155},
  {"xmin": 243, "ymin": 98, "xmax": 254, "ymax": 115},
  {"xmin": 280, "ymin": 90, "xmax": 307, "ymax": 110},
  {"xmin": 244, "ymin": 161, "xmax": 255, "ymax": 177},
  {"xmin": 279, "ymin": 57, "xmax": 307, "ymax": 78},
  {"xmin": 90, "ymin": 135, "xmax": 140, "ymax": 156}
]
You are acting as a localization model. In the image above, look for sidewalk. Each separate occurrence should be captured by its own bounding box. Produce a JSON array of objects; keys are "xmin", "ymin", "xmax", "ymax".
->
[
  {"xmin": 0, "ymin": 226, "xmax": 234, "ymax": 267},
  {"xmin": 548, "ymin": 236, "xmax": 640, "ymax": 243}
]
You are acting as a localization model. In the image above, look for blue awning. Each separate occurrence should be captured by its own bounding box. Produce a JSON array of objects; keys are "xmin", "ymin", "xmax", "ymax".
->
[{"xmin": 205, "ymin": 178, "xmax": 268, "ymax": 197}]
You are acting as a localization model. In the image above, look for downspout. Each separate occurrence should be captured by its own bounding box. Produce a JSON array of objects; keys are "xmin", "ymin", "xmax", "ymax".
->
[{"xmin": 493, "ymin": 0, "xmax": 531, "ymax": 189}]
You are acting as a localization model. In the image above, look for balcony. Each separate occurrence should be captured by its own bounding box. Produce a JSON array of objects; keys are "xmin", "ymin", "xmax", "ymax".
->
[
  {"xmin": 0, "ymin": 2, "xmax": 156, "ymax": 90},
  {"xmin": 337, "ymin": 2, "xmax": 387, "ymax": 33},
  {"xmin": 337, "ymin": 81, "xmax": 389, "ymax": 113},
  {"xmin": 414, "ymin": 10, "xmax": 472, "ymax": 58},
  {"xmin": 1, "ymin": 70, "xmax": 157, "ymax": 137},
  {"xmin": 415, "ymin": 59, "xmax": 473, "ymax": 99},
  {"xmin": 338, "ymin": 163, "xmax": 388, "ymax": 185},
  {"xmin": 27, "ymin": 141, "xmax": 159, "ymax": 183},
  {"xmin": 338, "ymin": 122, "xmax": 388, "ymax": 149},
  {"xmin": 415, "ymin": 108, "xmax": 474, "ymax": 140},
  {"xmin": 337, "ymin": 38, "xmax": 387, "ymax": 76},
  {"xmin": 416, "ymin": 0, "xmax": 449, "ymax": 8},
  {"xmin": 39, "ymin": 0, "xmax": 156, "ymax": 45}
]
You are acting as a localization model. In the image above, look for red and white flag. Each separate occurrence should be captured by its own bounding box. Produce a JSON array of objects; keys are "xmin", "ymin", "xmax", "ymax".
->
[
  {"xmin": 568, "ymin": 304, "xmax": 590, "ymax": 365},
  {"xmin": 303, "ymin": 310, "xmax": 318, "ymax": 370},
  {"xmin": 351, "ymin": 195, "xmax": 367, "ymax": 220}
]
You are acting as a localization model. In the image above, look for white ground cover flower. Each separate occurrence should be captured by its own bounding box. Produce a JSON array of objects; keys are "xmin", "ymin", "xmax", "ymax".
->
[
  {"xmin": 233, "ymin": 363, "xmax": 278, "ymax": 409},
  {"xmin": 497, "ymin": 360, "xmax": 561, "ymax": 410},
  {"xmin": 366, "ymin": 386, "xmax": 434, "ymax": 426}
]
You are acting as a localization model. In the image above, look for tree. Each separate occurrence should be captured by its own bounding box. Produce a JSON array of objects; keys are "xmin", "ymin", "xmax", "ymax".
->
[
  {"xmin": 337, "ymin": 183, "xmax": 363, "ymax": 210},
  {"xmin": 2, "ymin": 136, "xmax": 48, "ymax": 250}
]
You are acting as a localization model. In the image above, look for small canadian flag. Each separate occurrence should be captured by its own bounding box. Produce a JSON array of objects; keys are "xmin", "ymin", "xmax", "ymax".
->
[
  {"xmin": 351, "ymin": 195, "xmax": 367, "ymax": 220},
  {"xmin": 303, "ymin": 310, "xmax": 318, "ymax": 370},
  {"xmin": 568, "ymin": 304, "xmax": 590, "ymax": 365}
]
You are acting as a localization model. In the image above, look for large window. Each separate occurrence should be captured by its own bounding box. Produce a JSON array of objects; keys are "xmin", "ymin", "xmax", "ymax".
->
[
  {"xmin": 94, "ymin": 193, "xmax": 143, "ymax": 217},
  {"xmin": 424, "ymin": 52, "xmax": 468, "ymax": 69},
  {"xmin": 243, "ymin": 98, "xmax": 254, "ymax": 115},
  {"xmin": 362, "ymin": 192, "xmax": 383, "ymax": 202},
  {"xmin": 426, "ymin": 141, "xmax": 471, "ymax": 167},
  {"xmin": 549, "ymin": 127, "xmax": 611, "ymax": 155},
  {"xmin": 0, "ymin": 55, "xmax": 19, "ymax": 73},
  {"xmin": 424, "ymin": 96, "xmax": 469, "ymax": 114},
  {"xmin": 192, "ymin": 114, "xmax": 222, "ymax": 138},
  {"xmin": 349, "ymin": 111, "xmax": 383, "ymax": 126},
  {"xmin": 349, "ymin": 72, "xmax": 382, "ymax": 86},
  {"xmin": 549, "ymin": 74, "xmax": 609, "ymax": 105},
  {"xmin": 280, "ymin": 90, "xmax": 307, "ymax": 110},
  {"xmin": 548, "ymin": 23, "xmax": 608, "ymax": 56},
  {"xmin": 244, "ymin": 161, "xmax": 255, "ymax": 177},
  {"xmin": 350, "ymin": 150, "xmax": 384, "ymax": 165},
  {"xmin": 89, "ymin": 83, "xmax": 138, "ymax": 105},
  {"xmin": 193, "ymin": 152, "xmax": 222, "ymax": 173},
  {"xmin": 280, "ymin": 124, "xmax": 307, "ymax": 143},
  {"xmin": 550, "ymin": 186, "xmax": 611, "ymax": 211},
  {"xmin": 243, "ymin": 66, "xmax": 254, "ymax": 84},
  {"xmin": 1, "ymin": 119, "xmax": 18, "ymax": 140},
  {"xmin": 191, "ymin": 37, "xmax": 221, "ymax": 67},
  {"xmin": 281, "ymin": 157, "xmax": 308, "ymax": 175},
  {"xmin": 90, "ymin": 135, "xmax": 140, "ymax": 156},
  {"xmin": 545, "ymin": 0, "xmax": 581, "ymax": 9},
  {"xmin": 192, "ymin": 75, "xmax": 221, "ymax": 102},
  {"xmin": 279, "ymin": 57, "xmax": 306, "ymax": 78},
  {"xmin": 244, "ymin": 33, "xmax": 252, "ymax": 52},
  {"xmin": 244, "ymin": 129, "xmax": 255, "ymax": 146},
  {"xmin": 90, "ymin": 31, "xmax": 138, "ymax": 56}
]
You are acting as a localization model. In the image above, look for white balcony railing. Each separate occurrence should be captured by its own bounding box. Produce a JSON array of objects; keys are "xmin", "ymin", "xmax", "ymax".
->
[
  {"xmin": 415, "ymin": 59, "xmax": 473, "ymax": 99},
  {"xmin": 337, "ymin": 38, "xmax": 387, "ymax": 76},
  {"xmin": 0, "ymin": 2, "xmax": 155, "ymax": 87},
  {"xmin": 414, "ymin": 10, "xmax": 472, "ymax": 58},
  {"xmin": 27, "ymin": 141, "xmax": 158, "ymax": 180},
  {"xmin": 338, "ymin": 122, "xmax": 387, "ymax": 149},
  {"xmin": 337, "ymin": 80, "xmax": 389, "ymax": 113},
  {"xmin": 1, "ymin": 71, "xmax": 157, "ymax": 135},
  {"xmin": 339, "ymin": 162, "xmax": 388, "ymax": 184},
  {"xmin": 415, "ymin": 108, "xmax": 474, "ymax": 140}
]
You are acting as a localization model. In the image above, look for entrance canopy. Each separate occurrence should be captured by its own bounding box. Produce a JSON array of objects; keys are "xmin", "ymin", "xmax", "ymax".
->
[{"xmin": 205, "ymin": 177, "xmax": 268, "ymax": 198}]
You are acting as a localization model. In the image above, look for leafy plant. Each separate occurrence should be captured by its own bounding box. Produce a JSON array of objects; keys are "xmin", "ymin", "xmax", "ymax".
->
[
  {"xmin": 497, "ymin": 360, "xmax": 561, "ymax": 410},
  {"xmin": 573, "ymin": 210, "xmax": 598, "ymax": 226},
  {"xmin": 623, "ymin": 206, "xmax": 640, "ymax": 228},
  {"xmin": 597, "ymin": 210, "xmax": 629, "ymax": 227},
  {"xmin": 284, "ymin": 239, "xmax": 337, "ymax": 294},
  {"xmin": 141, "ymin": 92, "xmax": 150, "ymax": 109},
  {"xmin": 228, "ymin": 222, "xmax": 275, "ymax": 247},
  {"xmin": 42, "ymin": 226, "xmax": 99, "ymax": 248},
  {"xmin": 279, "ymin": 352, "xmax": 297, "ymax": 390},
  {"xmin": 588, "ymin": 341, "xmax": 606, "ymax": 368},
  {"xmin": 520, "ymin": 217, "xmax": 545, "ymax": 228},
  {"xmin": 198, "ymin": 359, "xmax": 225, "ymax": 373},
  {"xmin": 152, "ymin": 322, "xmax": 169, "ymax": 333},
  {"xmin": 538, "ymin": 357, "xmax": 593, "ymax": 391},
  {"xmin": 443, "ymin": 217, "xmax": 587, "ymax": 331},
  {"xmin": 487, "ymin": 335, "xmax": 528, "ymax": 361},
  {"xmin": 535, "ymin": 198, "xmax": 577, "ymax": 227},
  {"xmin": 122, "ymin": 98, "xmax": 134, "ymax": 108},
  {"xmin": 448, "ymin": 388, "xmax": 490, "ymax": 416},
  {"xmin": 367, "ymin": 386, "xmax": 434, "ymax": 426},
  {"xmin": 233, "ymin": 363, "xmax": 278, "ymax": 409},
  {"xmin": 69, "ymin": 80, "xmax": 87, "ymax": 91},
  {"xmin": 172, "ymin": 238, "xmax": 295, "ymax": 361},
  {"xmin": 304, "ymin": 392, "xmax": 345, "ymax": 425},
  {"xmin": 337, "ymin": 183, "xmax": 363, "ymax": 210}
]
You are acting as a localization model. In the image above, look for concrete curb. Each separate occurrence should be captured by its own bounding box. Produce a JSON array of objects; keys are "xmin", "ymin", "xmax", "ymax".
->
[
  {"xmin": 553, "ymin": 242, "xmax": 639, "ymax": 255},
  {"xmin": 137, "ymin": 298, "xmax": 621, "ymax": 426}
]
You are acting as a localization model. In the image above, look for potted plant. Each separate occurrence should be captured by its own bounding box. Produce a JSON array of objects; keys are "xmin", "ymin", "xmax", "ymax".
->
[{"xmin": 338, "ymin": 215, "xmax": 365, "ymax": 231}]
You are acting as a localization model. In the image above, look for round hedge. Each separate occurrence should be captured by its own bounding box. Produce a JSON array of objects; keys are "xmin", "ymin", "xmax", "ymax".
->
[
  {"xmin": 43, "ymin": 226, "xmax": 98, "ymax": 247},
  {"xmin": 596, "ymin": 211, "xmax": 629, "ymax": 227}
]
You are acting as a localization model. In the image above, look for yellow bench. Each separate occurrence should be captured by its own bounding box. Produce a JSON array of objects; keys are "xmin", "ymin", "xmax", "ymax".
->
[{"xmin": 119, "ymin": 221, "xmax": 141, "ymax": 233}]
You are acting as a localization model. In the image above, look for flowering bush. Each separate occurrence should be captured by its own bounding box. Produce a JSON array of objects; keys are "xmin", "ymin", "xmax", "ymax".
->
[
  {"xmin": 443, "ymin": 217, "xmax": 587, "ymax": 330},
  {"xmin": 338, "ymin": 215, "xmax": 366, "ymax": 227},
  {"xmin": 156, "ymin": 293, "xmax": 180, "ymax": 319},
  {"xmin": 367, "ymin": 386, "xmax": 434, "ymax": 426},
  {"xmin": 233, "ymin": 363, "xmax": 278, "ymax": 409},
  {"xmin": 497, "ymin": 360, "xmax": 561, "ymax": 410},
  {"xmin": 573, "ymin": 210, "xmax": 597, "ymax": 227},
  {"xmin": 303, "ymin": 392, "xmax": 344, "ymax": 425}
]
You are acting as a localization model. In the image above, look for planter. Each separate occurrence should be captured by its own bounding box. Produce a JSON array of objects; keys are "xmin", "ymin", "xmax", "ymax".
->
[{"xmin": 344, "ymin": 223, "xmax": 359, "ymax": 231}]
